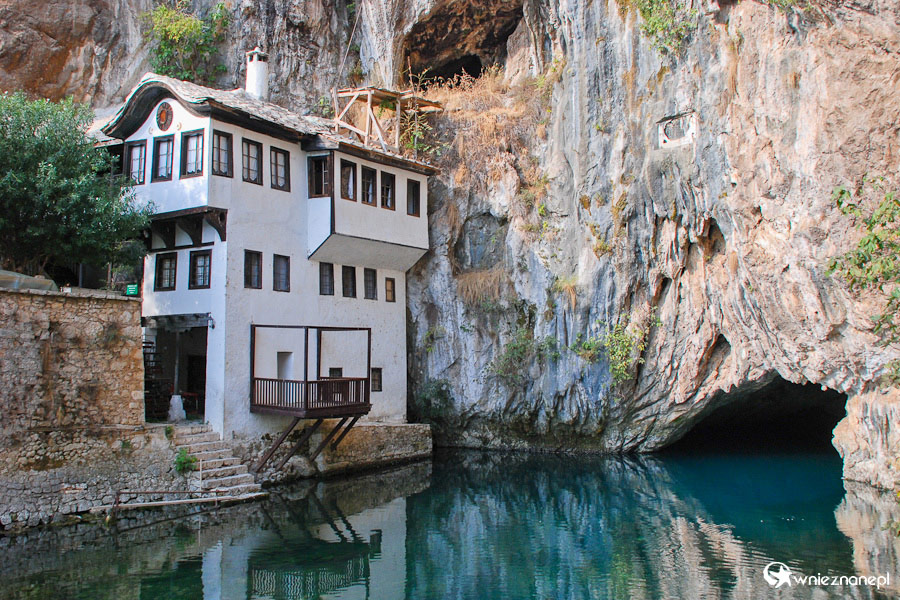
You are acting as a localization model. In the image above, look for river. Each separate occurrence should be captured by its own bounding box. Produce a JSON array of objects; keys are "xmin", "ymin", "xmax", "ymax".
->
[{"xmin": 0, "ymin": 448, "xmax": 897, "ymax": 599}]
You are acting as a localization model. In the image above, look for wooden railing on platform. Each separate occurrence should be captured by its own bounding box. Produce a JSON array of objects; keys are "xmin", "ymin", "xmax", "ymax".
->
[{"xmin": 251, "ymin": 377, "xmax": 369, "ymax": 418}]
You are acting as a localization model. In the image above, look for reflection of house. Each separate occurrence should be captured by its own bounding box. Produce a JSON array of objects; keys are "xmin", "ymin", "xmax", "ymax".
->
[{"xmin": 102, "ymin": 49, "xmax": 436, "ymax": 439}]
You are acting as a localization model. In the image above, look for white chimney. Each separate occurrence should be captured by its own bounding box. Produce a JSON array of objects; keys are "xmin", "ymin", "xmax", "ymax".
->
[{"xmin": 245, "ymin": 47, "xmax": 269, "ymax": 101}]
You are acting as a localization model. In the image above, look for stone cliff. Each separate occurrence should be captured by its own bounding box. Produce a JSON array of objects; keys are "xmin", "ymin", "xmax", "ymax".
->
[{"xmin": 2, "ymin": 0, "xmax": 898, "ymax": 487}]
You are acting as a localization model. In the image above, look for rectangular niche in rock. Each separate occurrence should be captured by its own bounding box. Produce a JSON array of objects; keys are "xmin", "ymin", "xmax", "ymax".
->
[{"xmin": 657, "ymin": 111, "xmax": 697, "ymax": 149}]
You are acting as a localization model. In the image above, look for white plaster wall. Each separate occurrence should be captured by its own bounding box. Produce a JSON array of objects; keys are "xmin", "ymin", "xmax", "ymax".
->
[
  {"xmin": 320, "ymin": 330, "xmax": 369, "ymax": 378},
  {"xmin": 308, "ymin": 195, "xmax": 332, "ymax": 254},
  {"xmin": 253, "ymin": 328, "xmax": 310, "ymax": 379},
  {"xmin": 129, "ymin": 103, "xmax": 419, "ymax": 438},
  {"xmin": 331, "ymin": 150, "xmax": 429, "ymax": 250},
  {"xmin": 125, "ymin": 98, "xmax": 211, "ymax": 215}
]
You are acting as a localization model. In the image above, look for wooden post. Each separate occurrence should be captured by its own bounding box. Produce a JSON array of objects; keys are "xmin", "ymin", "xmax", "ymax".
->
[{"xmin": 365, "ymin": 90, "xmax": 372, "ymax": 147}]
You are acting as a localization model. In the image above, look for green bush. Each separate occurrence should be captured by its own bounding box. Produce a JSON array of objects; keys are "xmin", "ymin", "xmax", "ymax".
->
[
  {"xmin": 601, "ymin": 322, "xmax": 647, "ymax": 383},
  {"xmin": 570, "ymin": 332, "xmax": 604, "ymax": 363},
  {"xmin": 627, "ymin": 0, "xmax": 698, "ymax": 54},
  {"xmin": 146, "ymin": 1, "xmax": 230, "ymax": 84},
  {"xmin": 490, "ymin": 327, "xmax": 558, "ymax": 385},
  {"xmin": 174, "ymin": 448, "xmax": 198, "ymax": 474},
  {"xmin": 828, "ymin": 178, "xmax": 900, "ymax": 385}
]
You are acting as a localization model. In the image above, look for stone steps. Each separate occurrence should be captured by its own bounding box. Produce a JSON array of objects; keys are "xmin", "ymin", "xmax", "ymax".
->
[
  {"xmin": 171, "ymin": 424, "xmax": 261, "ymax": 497},
  {"xmin": 201, "ymin": 473, "xmax": 255, "ymax": 490}
]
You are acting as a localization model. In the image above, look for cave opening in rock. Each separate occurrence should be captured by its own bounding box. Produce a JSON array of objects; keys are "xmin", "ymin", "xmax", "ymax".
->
[
  {"xmin": 663, "ymin": 378, "xmax": 847, "ymax": 454},
  {"xmin": 401, "ymin": 1, "xmax": 523, "ymax": 83}
]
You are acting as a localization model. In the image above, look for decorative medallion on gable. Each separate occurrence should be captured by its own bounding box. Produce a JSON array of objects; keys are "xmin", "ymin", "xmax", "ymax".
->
[{"xmin": 156, "ymin": 102, "xmax": 173, "ymax": 131}]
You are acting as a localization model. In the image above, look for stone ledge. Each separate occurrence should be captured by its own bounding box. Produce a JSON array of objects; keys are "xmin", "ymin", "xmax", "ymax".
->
[
  {"xmin": 0, "ymin": 287, "xmax": 140, "ymax": 302},
  {"xmin": 313, "ymin": 423, "xmax": 433, "ymax": 476}
]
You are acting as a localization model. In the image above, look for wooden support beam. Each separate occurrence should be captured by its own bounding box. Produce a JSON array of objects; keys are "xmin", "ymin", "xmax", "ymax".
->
[
  {"xmin": 330, "ymin": 415, "xmax": 360, "ymax": 450},
  {"xmin": 275, "ymin": 418, "xmax": 324, "ymax": 470},
  {"xmin": 308, "ymin": 417, "xmax": 349, "ymax": 462},
  {"xmin": 253, "ymin": 417, "xmax": 300, "ymax": 473}
]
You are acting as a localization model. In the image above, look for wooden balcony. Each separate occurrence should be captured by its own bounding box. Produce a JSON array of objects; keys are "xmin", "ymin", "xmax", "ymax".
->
[{"xmin": 251, "ymin": 377, "xmax": 370, "ymax": 419}]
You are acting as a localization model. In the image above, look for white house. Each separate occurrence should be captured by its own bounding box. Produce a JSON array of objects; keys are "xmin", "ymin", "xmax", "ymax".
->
[{"xmin": 102, "ymin": 49, "xmax": 436, "ymax": 443}]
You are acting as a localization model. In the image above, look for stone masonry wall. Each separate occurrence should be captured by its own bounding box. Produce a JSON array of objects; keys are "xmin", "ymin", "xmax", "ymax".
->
[
  {"xmin": 0, "ymin": 288, "xmax": 144, "ymax": 439},
  {"xmin": 0, "ymin": 288, "xmax": 173, "ymax": 531}
]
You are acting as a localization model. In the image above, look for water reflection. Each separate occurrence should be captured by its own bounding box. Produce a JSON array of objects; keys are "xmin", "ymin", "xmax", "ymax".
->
[{"xmin": 0, "ymin": 451, "xmax": 897, "ymax": 599}]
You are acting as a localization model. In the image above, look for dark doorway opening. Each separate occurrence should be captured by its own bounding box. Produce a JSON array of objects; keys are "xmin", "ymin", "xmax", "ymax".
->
[{"xmin": 662, "ymin": 378, "xmax": 847, "ymax": 454}]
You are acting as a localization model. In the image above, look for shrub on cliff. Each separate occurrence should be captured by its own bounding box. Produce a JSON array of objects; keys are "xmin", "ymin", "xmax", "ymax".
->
[
  {"xmin": 145, "ymin": 1, "xmax": 230, "ymax": 84},
  {"xmin": 0, "ymin": 93, "xmax": 149, "ymax": 276},
  {"xmin": 829, "ymin": 177, "xmax": 900, "ymax": 384}
]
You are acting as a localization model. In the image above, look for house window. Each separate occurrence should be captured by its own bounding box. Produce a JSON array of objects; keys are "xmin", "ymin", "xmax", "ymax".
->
[
  {"xmin": 126, "ymin": 141, "xmax": 146, "ymax": 184},
  {"xmin": 189, "ymin": 249, "xmax": 211, "ymax": 289},
  {"xmin": 385, "ymin": 277, "xmax": 396, "ymax": 302},
  {"xmin": 328, "ymin": 367, "xmax": 343, "ymax": 378},
  {"xmin": 342, "ymin": 265, "xmax": 356, "ymax": 298},
  {"xmin": 340, "ymin": 160, "xmax": 356, "ymax": 201},
  {"xmin": 242, "ymin": 139, "xmax": 263, "ymax": 184},
  {"xmin": 244, "ymin": 250, "xmax": 261, "ymax": 289},
  {"xmin": 308, "ymin": 156, "xmax": 330, "ymax": 197},
  {"xmin": 212, "ymin": 131, "xmax": 233, "ymax": 177},
  {"xmin": 271, "ymin": 147, "xmax": 290, "ymax": 191},
  {"xmin": 364, "ymin": 268, "xmax": 377, "ymax": 300},
  {"xmin": 381, "ymin": 172, "xmax": 396, "ymax": 210},
  {"xmin": 154, "ymin": 252, "xmax": 177, "ymax": 291},
  {"xmin": 361, "ymin": 166, "xmax": 376, "ymax": 205},
  {"xmin": 371, "ymin": 368, "xmax": 383, "ymax": 392},
  {"xmin": 319, "ymin": 262, "xmax": 334, "ymax": 295},
  {"xmin": 151, "ymin": 135, "xmax": 174, "ymax": 181},
  {"xmin": 407, "ymin": 179, "xmax": 421, "ymax": 216},
  {"xmin": 180, "ymin": 130, "xmax": 204, "ymax": 177},
  {"xmin": 273, "ymin": 254, "xmax": 290, "ymax": 292}
]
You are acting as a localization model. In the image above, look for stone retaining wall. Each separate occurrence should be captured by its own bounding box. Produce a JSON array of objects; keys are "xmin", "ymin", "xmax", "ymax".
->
[
  {"xmin": 0, "ymin": 288, "xmax": 144, "ymax": 439},
  {"xmin": 235, "ymin": 422, "xmax": 433, "ymax": 485}
]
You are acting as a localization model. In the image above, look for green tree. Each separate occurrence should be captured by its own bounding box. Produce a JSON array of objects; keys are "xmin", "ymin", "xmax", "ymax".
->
[
  {"xmin": 146, "ymin": 1, "xmax": 230, "ymax": 84},
  {"xmin": 829, "ymin": 177, "xmax": 900, "ymax": 384},
  {"xmin": 0, "ymin": 92, "xmax": 149, "ymax": 276}
]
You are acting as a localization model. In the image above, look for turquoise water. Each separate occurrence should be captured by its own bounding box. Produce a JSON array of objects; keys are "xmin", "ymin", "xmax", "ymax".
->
[{"xmin": 0, "ymin": 449, "xmax": 896, "ymax": 599}]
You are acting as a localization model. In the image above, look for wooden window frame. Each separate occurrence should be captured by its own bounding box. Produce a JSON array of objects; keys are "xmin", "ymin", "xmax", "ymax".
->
[
  {"xmin": 211, "ymin": 130, "xmax": 233, "ymax": 177},
  {"xmin": 125, "ymin": 140, "xmax": 146, "ymax": 185},
  {"xmin": 270, "ymin": 146, "xmax": 290, "ymax": 191},
  {"xmin": 151, "ymin": 135, "xmax": 175, "ymax": 182},
  {"xmin": 188, "ymin": 249, "xmax": 211, "ymax": 289},
  {"xmin": 180, "ymin": 129, "xmax": 204, "ymax": 178},
  {"xmin": 385, "ymin": 277, "xmax": 396, "ymax": 303},
  {"xmin": 407, "ymin": 179, "xmax": 421, "ymax": 217},
  {"xmin": 244, "ymin": 250, "xmax": 262, "ymax": 289},
  {"xmin": 273, "ymin": 254, "xmax": 290, "ymax": 292},
  {"xmin": 308, "ymin": 155, "xmax": 331, "ymax": 198},
  {"xmin": 319, "ymin": 262, "xmax": 335, "ymax": 296},
  {"xmin": 328, "ymin": 367, "xmax": 344, "ymax": 379},
  {"xmin": 380, "ymin": 172, "xmax": 396, "ymax": 210},
  {"xmin": 371, "ymin": 367, "xmax": 383, "ymax": 392},
  {"xmin": 154, "ymin": 252, "xmax": 177, "ymax": 291},
  {"xmin": 363, "ymin": 268, "xmax": 377, "ymax": 300},
  {"xmin": 242, "ymin": 138, "xmax": 263, "ymax": 185},
  {"xmin": 340, "ymin": 159, "xmax": 357, "ymax": 201},
  {"xmin": 342, "ymin": 265, "xmax": 356, "ymax": 298},
  {"xmin": 361, "ymin": 166, "xmax": 377, "ymax": 206}
]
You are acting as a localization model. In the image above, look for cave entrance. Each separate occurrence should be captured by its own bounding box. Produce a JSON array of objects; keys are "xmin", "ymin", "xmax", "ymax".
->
[
  {"xmin": 429, "ymin": 55, "xmax": 484, "ymax": 81},
  {"xmin": 663, "ymin": 378, "xmax": 847, "ymax": 455},
  {"xmin": 401, "ymin": 2, "xmax": 523, "ymax": 83}
]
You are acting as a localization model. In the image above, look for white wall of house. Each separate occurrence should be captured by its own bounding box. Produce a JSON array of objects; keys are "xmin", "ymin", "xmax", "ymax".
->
[{"xmin": 129, "ymin": 98, "xmax": 422, "ymax": 439}]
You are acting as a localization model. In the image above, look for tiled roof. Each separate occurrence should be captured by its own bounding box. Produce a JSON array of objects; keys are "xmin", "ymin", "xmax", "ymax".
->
[{"xmin": 101, "ymin": 73, "xmax": 435, "ymax": 172}]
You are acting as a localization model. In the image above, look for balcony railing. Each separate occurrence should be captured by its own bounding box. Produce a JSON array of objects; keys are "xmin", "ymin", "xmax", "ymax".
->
[{"xmin": 251, "ymin": 377, "xmax": 370, "ymax": 418}]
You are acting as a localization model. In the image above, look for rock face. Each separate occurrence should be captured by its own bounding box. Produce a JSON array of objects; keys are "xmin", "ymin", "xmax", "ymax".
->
[
  {"xmin": 1, "ymin": 1, "xmax": 898, "ymax": 485},
  {"xmin": 834, "ymin": 389, "xmax": 900, "ymax": 489}
]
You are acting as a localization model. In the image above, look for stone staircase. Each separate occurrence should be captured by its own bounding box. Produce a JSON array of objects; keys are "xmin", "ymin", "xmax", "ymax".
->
[{"xmin": 173, "ymin": 424, "xmax": 264, "ymax": 498}]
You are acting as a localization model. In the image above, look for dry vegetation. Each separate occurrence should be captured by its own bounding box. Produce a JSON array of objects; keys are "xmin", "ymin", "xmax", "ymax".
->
[
  {"xmin": 457, "ymin": 268, "xmax": 506, "ymax": 306},
  {"xmin": 422, "ymin": 63, "xmax": 563, "ymax": 229}
]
